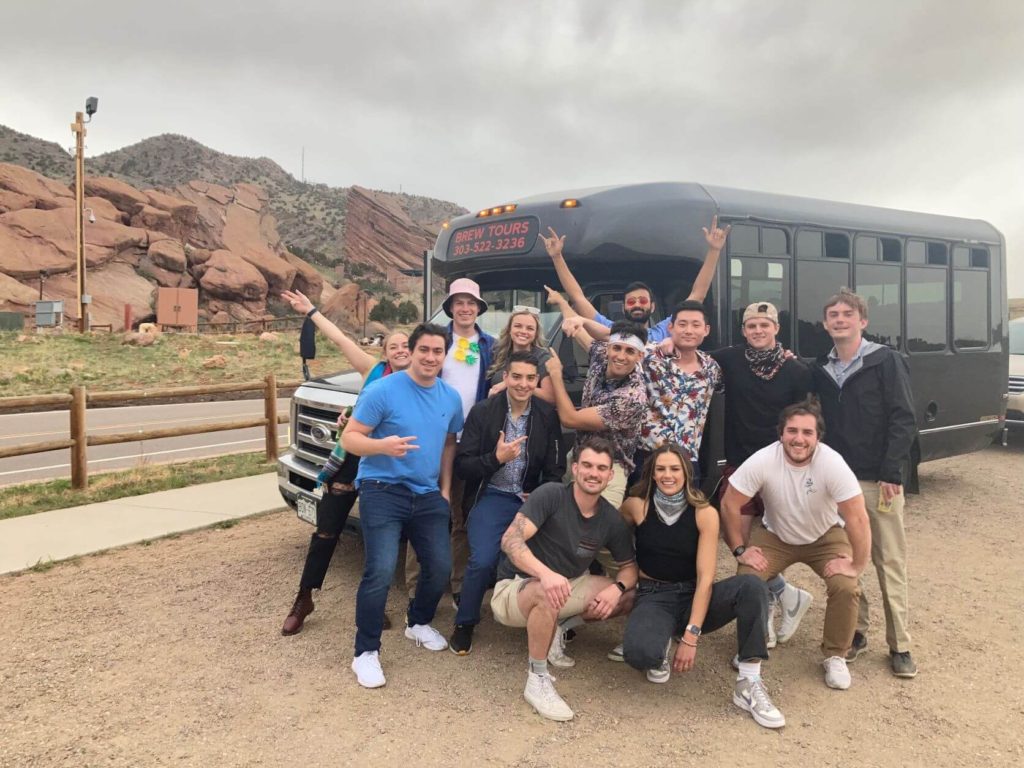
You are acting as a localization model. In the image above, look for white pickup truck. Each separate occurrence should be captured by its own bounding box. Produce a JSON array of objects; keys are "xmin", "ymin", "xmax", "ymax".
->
[{"xmin": 276, "ymin": 370, "xmax": 363, "ymax": 525}]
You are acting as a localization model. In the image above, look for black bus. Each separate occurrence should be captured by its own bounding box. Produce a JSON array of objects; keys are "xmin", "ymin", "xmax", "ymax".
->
[{"xmin": 425, "ymin": 182, "xmax": 1008, "ymax": 483}]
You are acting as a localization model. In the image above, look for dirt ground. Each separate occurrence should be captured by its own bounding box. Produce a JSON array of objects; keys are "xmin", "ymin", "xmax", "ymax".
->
[{"xmin": 2, "ymin": 444, "xmax": 1022, "ymax": 768}]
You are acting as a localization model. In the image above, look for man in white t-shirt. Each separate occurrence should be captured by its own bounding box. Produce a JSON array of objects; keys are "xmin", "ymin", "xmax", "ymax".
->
[{"xmin": 721, "ymin": 398, "xmax": 871, "ymax": 691}]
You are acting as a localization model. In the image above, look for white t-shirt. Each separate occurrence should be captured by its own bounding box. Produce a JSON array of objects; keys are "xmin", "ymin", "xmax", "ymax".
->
[
  {"xmin": 729, "ymin": 442, "xmax": 862, "ymax": 545},
  {"xmin": 442, "ymin": 332, "xmax": 481, "ymax": 422}
]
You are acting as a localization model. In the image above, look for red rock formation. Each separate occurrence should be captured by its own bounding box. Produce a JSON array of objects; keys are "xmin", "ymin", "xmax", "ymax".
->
[
  {"xmin": 0, "ymin": 163, "xmax": 324, "ymax": 328},
  {"xmin": 342, "ymin": 186, "xmax": 434, "ymax": 273}
]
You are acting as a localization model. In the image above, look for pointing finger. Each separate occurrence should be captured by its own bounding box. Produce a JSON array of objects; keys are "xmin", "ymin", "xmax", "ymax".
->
[{"xmin": 711, "ymin": 214, "xmax": 718, "ymax": 230}]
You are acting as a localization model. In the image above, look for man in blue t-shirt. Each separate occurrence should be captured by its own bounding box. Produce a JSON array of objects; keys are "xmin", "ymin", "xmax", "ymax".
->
[{"xmin": 342, "ymin": 323, "xmax": 465, "ymax": 688}]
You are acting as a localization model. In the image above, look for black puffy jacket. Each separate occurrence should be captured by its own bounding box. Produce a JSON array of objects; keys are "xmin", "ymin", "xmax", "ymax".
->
[{"xmin": 812, "ymin": 344, "xmax": 917, "ymax": 485}]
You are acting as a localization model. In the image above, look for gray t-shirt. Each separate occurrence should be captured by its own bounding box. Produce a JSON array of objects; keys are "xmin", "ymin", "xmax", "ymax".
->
[{"xmin": 496, "ymin": 482, "xmax": 636, "ymax": 580}]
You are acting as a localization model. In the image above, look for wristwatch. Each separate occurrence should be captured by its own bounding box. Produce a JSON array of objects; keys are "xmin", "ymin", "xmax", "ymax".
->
[
  {"xmin": 614, "ymin": 581, "xmax": 627, "ymax": 593},
  {"xmin": 732, "ymin": 545, "xmax": 747, "ymax": 558},
  {"xmin": 685, "ymin": 623, "xmax": 702, "ymax": 637}
]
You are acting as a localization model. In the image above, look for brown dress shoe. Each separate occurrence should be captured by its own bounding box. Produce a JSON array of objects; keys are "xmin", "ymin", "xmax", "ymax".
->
[{"xmin": 281, "ymin": 589, "xmax": 315, "ymax": 635}]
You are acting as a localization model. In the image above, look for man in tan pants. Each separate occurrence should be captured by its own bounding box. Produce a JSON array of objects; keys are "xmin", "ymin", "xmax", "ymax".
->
[
  {"xmin": 811, "ymin": 289, "xmax": 918, "ymax": 679},
  {"xmin": 721, "ymin": 399, "xmax": 871, "ymax": 690}
]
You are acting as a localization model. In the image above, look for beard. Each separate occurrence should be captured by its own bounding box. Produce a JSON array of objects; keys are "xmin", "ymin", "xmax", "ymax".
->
[{"xmin": 627, "ymin": 307, "xmax": 652, "ymax": 323}]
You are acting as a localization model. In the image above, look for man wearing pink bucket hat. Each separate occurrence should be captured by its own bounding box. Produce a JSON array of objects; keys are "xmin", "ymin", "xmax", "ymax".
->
[{"xmin": 406, "ymin": 278, "xmax": 496, "ymax": 606}]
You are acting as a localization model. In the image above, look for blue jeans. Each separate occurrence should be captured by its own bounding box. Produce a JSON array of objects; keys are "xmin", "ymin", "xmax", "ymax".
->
[
  {"xmin": 354, "ymin": 482, "xmax": 452, "ymax": 655},
  {"xmin": 623, "ymin": 574, "xmax": 769, "ymax": 670},
  {"xmin": 454, "ymin": 488, "xmax": 524, "ymax": 626}
]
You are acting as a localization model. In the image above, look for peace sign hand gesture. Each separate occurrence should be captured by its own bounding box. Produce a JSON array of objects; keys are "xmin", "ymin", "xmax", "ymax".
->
[{"xmin": 702, "ymin": 215, "xmax": 731, "ymax": 252}]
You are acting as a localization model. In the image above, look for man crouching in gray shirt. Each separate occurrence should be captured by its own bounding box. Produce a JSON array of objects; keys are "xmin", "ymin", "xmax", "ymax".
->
[{"xmin": 491, "ymin": 436, "xmax": 638, "ymax": 722}]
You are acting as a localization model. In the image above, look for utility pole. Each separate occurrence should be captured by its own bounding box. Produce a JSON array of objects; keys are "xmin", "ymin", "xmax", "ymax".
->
[{"xmin": 71, "ymin": 111, "xmax": 87, "ymax": 332}]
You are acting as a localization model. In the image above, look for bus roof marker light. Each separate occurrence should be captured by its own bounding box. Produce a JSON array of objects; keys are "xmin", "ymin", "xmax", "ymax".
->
[
  {"xmin": 477, "ymin": 209, "xmax": 491, "ymax": 217},
  {"xmin": 560, "ymin": 199, "xmax": 580, "ymax": 209},
  {"xmin": 441, "ymin": 221, "xmax": 450, "ymax": 229},
  {"xmin": 503, "ymin": 204, "xmax": 517, "ymax": 213},
  {"xmin": 490, "ymin": 206, "xmax": 503, "ymax": 215}
]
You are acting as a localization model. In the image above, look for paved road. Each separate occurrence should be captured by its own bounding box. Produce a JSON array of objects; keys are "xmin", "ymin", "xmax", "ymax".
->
[{"xmin": 0, "ymin": 398, "xmax": 291, "ymax": 486}]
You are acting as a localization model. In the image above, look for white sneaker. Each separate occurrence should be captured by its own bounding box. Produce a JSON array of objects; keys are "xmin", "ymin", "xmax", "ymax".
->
[
  {"xmin": 351, "ymin": 651, "xmax": 386, "ymax": 688},
  {"xmin": 404, "ymin": 623, "xmax": 448, "ymax": 651},
  {"xmin": 646, "ymin": 658, "xmax": 671, "ymax": 684},
  {"xmin": 823, "ymin": 656, "xmax": 852, "ymax": 690},
  {"xmin": 607, "ymin": 643, "xmax": 624, "ymax": 662},
  {"xmin": 524, "ymin": 671, "xmax": 574, "ymax": 721},
  {"xmin": 733, "ymin": 676, "xmax": 786, "ymax": 729},
  {"xmin": 777, "ymin": 584, "xmax": 813, "ymax": 643},
  {"xmin": 646, "ymin": 639, "xmax": 672, "ymax": 683},
  {"xmin": 547, "ymin": 620, "xmax": 576, "ymax": 668},
  {"xmin": 766, "ymin": 596, "xmax": 778, "ymax": 649}
]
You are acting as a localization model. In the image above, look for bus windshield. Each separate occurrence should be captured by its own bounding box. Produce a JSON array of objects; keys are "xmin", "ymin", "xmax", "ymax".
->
[{"xmin": 428, "ymin": 286, "xmax": 563, "ymax": 343}]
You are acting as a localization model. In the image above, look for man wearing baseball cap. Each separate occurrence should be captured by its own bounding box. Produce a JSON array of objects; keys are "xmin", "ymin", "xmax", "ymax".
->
[{"xmin": 711, "ymin": 301, "xmax": 813, "ymax": 649}]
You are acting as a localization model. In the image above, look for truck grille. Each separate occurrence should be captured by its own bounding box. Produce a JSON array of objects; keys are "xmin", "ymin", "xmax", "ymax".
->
[
  {"xmin": 1010, "ymin": 375, "xmax": 1024, "ymax": 395},
  {"xmin": 295, "ymin": 402, "xmax": 343, "ymax": 467}
]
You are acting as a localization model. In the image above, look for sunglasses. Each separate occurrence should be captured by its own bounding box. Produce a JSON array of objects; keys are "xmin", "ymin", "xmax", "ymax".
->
[
  {"xmin": 512, "ymin": 305, "xmax": 541, "ymax": 315},
  {"xmin": 624, "ymin": 296, "xmax": 651, "ymax": 307}
]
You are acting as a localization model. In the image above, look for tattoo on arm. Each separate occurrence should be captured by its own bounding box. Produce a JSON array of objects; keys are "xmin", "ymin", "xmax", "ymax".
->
[{"xmin": 501, "ymin": 514, "xmax": 531, "ymax": 559}]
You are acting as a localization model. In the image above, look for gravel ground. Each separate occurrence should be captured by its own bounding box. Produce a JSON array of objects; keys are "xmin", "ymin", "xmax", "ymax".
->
[{"xmin": 1, "ymin": 444, "xmax": 1022, "ymax": 768}]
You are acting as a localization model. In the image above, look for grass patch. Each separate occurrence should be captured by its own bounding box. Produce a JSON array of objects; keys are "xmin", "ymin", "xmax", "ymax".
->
[
  {"xmin": 0, "ymin": 330, "xmax": 373, "ymax": 397},
  {"xmin": 0, "ymin": 452, "xmax": 275, "ymax": 521}
]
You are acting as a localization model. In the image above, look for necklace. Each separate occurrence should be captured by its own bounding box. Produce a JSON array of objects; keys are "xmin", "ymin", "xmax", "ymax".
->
[{"xmin": 453, "ymin": 336, "xmax": 480, "ymax": 365}]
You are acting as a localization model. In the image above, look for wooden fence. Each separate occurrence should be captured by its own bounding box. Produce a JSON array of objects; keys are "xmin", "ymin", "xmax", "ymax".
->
[{"xmin": 0, "ymin": 375, "xmax": 302, "ymax": 489}]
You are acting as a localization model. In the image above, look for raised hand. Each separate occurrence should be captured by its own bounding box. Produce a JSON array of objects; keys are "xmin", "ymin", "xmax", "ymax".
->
[
  {"xmin": 539, "ymin": 227, "xmax": 566, "ymax": 259},
  {"xmin": 543, "ymin": 347, "xmax": 563, "ymax": 379},
  {"xmin": 543, "ymin": 284, "xmax": 565, "ymax": 307},
  {"xmin": 702, "ymin": 215, "xmax": 731, "ymax": 252},
  {"xmin": 495, "ymin": 429, "xmax": 527, "ymax": 464},
  {"xmin": 561, "ymin": 316, "xmax": 586, "ymax": 338},
  {"xmin": 281, "ymin": 289, "xmax": 314, "ymax": 315},
  {"xmin": 380, "ymin": 435, "xmax": 419, "ymax": 458}
]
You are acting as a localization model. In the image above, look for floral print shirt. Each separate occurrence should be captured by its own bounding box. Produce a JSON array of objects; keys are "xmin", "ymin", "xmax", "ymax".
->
[
  {"xmin": 640, "ymin": 346, "xmax": 723, "ymax": 459},
  {"xmin": 577, "ymin": 341, "xmax": 649, "ymax": 471}
]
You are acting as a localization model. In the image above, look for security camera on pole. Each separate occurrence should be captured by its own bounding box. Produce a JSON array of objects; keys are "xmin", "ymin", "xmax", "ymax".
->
[{"xmin": 71, "ymin": 97, "xmax": 98, "ymax": 332}]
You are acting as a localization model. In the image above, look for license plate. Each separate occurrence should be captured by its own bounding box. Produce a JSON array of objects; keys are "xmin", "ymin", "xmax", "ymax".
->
[{"xmin": 296, "ymin": 494, "xmax": 318, "ymax": 525}]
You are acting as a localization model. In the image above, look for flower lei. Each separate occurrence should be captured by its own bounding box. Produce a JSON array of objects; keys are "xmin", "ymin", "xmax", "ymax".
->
[{"xmin": 453, "ymin": 336, "xmax": 480, "ymax": 365}]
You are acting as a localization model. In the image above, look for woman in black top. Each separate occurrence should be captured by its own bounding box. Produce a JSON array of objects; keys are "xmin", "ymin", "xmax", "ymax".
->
[{"xmin": 619, "ymin": 443, "xmax": 785, "ymax": 730}]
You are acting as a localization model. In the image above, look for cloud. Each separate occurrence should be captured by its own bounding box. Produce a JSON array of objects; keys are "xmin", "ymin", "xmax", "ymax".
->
[{"xmin": 3, "ymin": 0, "xmax": 1021, "ymax": 292}]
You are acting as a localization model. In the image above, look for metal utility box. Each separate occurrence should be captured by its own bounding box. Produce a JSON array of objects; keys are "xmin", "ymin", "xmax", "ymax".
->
[
  {"xmin": 35, "ymin": 300, "xmax": 64, "ymax": 327},
  {"xmin": 156, "ymin": 287, "xmax": 199, "ymax": 330},
  {"xmin": 0, "ymin": 311, "xmax": 25, "ymax": 331}
]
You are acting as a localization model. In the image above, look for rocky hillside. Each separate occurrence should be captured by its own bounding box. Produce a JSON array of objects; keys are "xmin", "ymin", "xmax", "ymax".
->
[
  {"xmin": 0, "ymin": 126, "xmax": 465, "ymax": 273},
  {"xmin": 0, "ymin": 162, "xmax": 327, "ymax": 329}
]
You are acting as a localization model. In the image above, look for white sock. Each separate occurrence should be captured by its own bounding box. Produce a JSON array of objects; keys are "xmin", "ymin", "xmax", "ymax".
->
[{"xmin": 737, "ymin": 660, "xmax": 761, "ymax": 680}]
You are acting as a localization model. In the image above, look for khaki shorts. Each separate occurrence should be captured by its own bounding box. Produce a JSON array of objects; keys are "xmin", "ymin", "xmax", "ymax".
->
[
  {"xmin": 600, "ymin": 462, "xmax": 629, "ymax": 509},
  {"xmin": 490, "ymin": 573, "xmax": 596, "ymax": 628}
]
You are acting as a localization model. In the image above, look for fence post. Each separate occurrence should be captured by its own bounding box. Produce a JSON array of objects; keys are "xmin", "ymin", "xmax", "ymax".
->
[
  {"xmin": 70, "ymin": 385, "xmax": 88, "ymax": 489},
  {"xmin": 264, "ymin": 373, "xmax": 278, "ymax": 462}
]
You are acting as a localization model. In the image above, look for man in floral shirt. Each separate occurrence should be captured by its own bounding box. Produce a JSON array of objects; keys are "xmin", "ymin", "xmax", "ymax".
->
[
  {"xmin": 634, "ymin": 299, "xmax": 722, "ymax": 484},
  {"xmin": 545, "ymin": 320, "xmax": 648, "ymax": 507}
]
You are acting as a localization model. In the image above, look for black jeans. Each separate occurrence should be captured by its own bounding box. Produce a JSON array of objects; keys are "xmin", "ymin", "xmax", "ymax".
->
[
  {"xmin": 298, "ymin": 453, "xmax": 361, "ymax": 591},
  {"xmin": 623, "ymin": 574, "xmax": 769, "ymax": 670}
]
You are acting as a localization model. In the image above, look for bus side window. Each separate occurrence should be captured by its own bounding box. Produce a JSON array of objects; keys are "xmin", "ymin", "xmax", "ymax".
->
[{"xmin": 728, "ymin": 257, "xmax": 791, "ymax": 348}]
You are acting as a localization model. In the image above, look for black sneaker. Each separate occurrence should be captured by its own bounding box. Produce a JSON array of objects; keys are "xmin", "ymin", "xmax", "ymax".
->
[
  {"xmin": 450, "ymin": 623, "xmax": 474, "ymax": 655},
  {"xmin": 845, "ymin": 631, "xmax": 867, "ymax": 662},
  {"xmin": 890, "ymin": 650, "xmax": 918, "ymax": 678}
]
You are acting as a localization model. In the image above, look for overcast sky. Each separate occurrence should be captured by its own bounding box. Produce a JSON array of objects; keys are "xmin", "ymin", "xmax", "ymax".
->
[{"xmin": 3, "ymin": 1, "xmax": 1022, "ymax": 294}]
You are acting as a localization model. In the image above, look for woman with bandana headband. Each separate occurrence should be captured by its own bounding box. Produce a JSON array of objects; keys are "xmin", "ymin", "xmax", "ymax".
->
[{"xmin": 616, "ymin": 443, "xmax": 786, "ymax": 730}]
